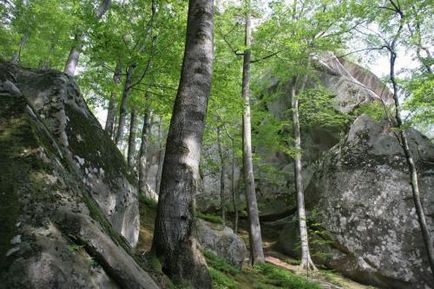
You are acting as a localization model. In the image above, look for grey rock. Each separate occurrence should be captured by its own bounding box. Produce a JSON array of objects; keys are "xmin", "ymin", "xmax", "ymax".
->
[
  {"xmin": 0, "ymin": 62, "xmax": 159, "ymax": 289},
  {"xmin": 195, "ymin": 219, "xmax": 247, "ymax": 268},
  {"xmin": 10, "ymin": 63, "xmax": 139, "ymax": 246},
  {"xmin": 302, "ymin": 115, "xmax": 434, "ymax": 289}
]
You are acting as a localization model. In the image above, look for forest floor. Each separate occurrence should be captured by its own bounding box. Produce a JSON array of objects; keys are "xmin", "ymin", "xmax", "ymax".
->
[{"xmin": 136, "ymin": 200, "xmax": 377, "ymax": 289}]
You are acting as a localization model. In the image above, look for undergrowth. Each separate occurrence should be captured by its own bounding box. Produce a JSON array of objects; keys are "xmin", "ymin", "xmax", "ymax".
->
[{"xmin": 205, "ymin": 250, "xmax": 321, "ymax": 289}]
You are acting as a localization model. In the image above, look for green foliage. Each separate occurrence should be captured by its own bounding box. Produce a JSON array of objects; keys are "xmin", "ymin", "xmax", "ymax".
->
[
  {"xmin": 204, "ymin": 250, "xmax": 240, "ymax": 275},
  {"xmin": 209, "ymin": 268, "xmax": 238, "ymax": 289},
  {"xmin": 254, "ymin": 263, "xmax": 321, "ymax": 289},
  {"xmin": 138, "ymin": 193, "xmax": 158, "ymax": 209},
  {"xmin": 352, "ymin": 101, "xmax": 387, "ymax": 121},
  {"xmin": 67, "ymin": 244, "xmax": 84, "ymax": 254},
  {"xmin": 204, "ymin": 249, "xmax": 321, "ymax": 289},
  {"xmin": 299, "ymin": 87, "xmax": 351, "ymax": 129},
  {"xmin": 403, "ymin": 73, "xmax": 434, "ymax": 135}
]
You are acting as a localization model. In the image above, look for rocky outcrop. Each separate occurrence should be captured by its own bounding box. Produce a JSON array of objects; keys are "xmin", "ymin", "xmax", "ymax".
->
[
  {"xmin": 196, "ymin": 53, "xmax": 394, "ymax": 214},
  {"xmin": 301, "ymin": 115, "xmax": 434, "ymax": 289},
  {"xmin": 1, "ymin": 62, "xmax": 139, "ymax": 246},
  {"xmin": 195, "ymin": 219, "xmax": 247, "ymax": 268},
  {"xmin": 0, "ymin": 62, "xmax": 159, "ymax": 289}
]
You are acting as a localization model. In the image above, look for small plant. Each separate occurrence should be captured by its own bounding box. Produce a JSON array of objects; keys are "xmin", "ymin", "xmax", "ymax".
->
[
  {"xmin": 67, "ymin": 244, "xmax": 84, "ymax": 254},
  {"xmin": 138, "ymin": 193, "xmax": 158, "ymax": 209}
]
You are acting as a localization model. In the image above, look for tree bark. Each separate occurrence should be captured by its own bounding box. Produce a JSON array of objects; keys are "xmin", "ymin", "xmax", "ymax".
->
[
  {"xmin": 291, "ymin": 77, "xmax": 316, "ymax": 271},
  {"xmin": 138, "ymin": 111, "xmax": 151, "ymax": 198},
  {"xmin": 115, "ymin": 63, "xmax": 136, "ymax": 146},
  {"xmin": 231, "ymin": 142, "xmax": 239, "ymax": 233},
  {"xmin": 241, "ymin": 0, "xmax": 265, "ymax": 265},
  {"xmin": 105, "ymin": 63, "xmax": 122, "ymax": 137},
  {"xmin": 155, "ymin": 121, "xmax": 165, "ymax": 194},
  {"xmin": 63, "ymin": 0, "xmax": 111, "ymax": 75},
  {"xmin": 127, "ymin": 109, "xmax": 138, "ymax": 169},
  {"xmin": 217, "ymin": 126, "xmax": 226, "ymax": 225},
  {"xmin": 151, "ymin": 0, "xmax": 214, "ymax": 288}
]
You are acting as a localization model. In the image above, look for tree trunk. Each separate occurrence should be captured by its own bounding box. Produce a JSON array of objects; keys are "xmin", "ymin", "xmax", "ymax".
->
[
  {"xmin": 155, "ymin": 121, "xmax": 165, "ymax": 194},
  {"xmin": 291, "ymin": 77, "xmax": 316, "ymax": 271},
  {"xmin": 217, "ymin": 126, "xmax": 226, "ymax": 226},
  {"xmin": 241, "ymin": 0, "xmax": 264, "ymax": 266},
  {"xmin": 138, "ymin": 111, "xmax": 151, "ymax": 198},
  {"xmin": 63, "ymin": 35, "xmax": 83, "ymax": 76},
  {"xmin": 63, "ymin": 0, "xmax": 111, "ymax": 75},
  {"xmin": 231, "ymin": 141, "xmax": 239, "ymax": 233},
  {"xmin": 127, "ymin": 110, "xmax": 138, "ymax": 169},
  {"xmin": 388, "ymin": 49, "xmax": 434, "ymax": 277},
  {"xmin": 151, "ymin": 0, "xmax": 214, "ymax": 288},
  {"xmin": 105, "ymin": 63, "xmax": 122, "ymax": 137},
  {"xmin": 115, "ymin": 63, "xmax": 136, "ymax": 146}
]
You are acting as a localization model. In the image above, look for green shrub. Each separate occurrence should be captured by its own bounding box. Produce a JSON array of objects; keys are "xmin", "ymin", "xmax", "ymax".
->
[{"xmin": 353, "ymin": 101, "xmax": 387, "ymax": 121}]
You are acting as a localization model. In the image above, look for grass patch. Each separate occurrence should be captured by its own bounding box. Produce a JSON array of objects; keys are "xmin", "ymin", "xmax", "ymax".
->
[{"xmin": 255, "ymin": 263, "xmax": 321, "ymax": 289}]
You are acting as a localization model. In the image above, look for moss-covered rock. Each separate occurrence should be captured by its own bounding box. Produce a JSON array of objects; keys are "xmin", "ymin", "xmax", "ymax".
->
[{"xmin": 0, "ymin": 62, "xmax": 159, "ymax": 289}]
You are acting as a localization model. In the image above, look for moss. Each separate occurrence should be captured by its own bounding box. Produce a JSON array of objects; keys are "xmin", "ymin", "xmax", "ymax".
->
[
  {"xmin": 81, "ymin": 192, "xmax": 131, "ymax": 252},
  {"xmin": 197, "ymin": 212, "xmax": 224, "ymax": 225},
  {"xmin": 64, "ymin": 105, "xmax": 136, "ymax": 185},
  {"xmin": 0, "ymin": 96, "xmax": 47, "ymax": 269}
]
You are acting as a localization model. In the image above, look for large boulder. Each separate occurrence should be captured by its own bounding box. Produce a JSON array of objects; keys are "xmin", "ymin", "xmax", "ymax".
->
[
  {"xmin": 303, "ymin": 115, "xmax": 434, "ymax": 289},
  {"xmin": 0, "ymin": 63, "xmax": 159, "ymax": 289},
  {"xmin": 195, "ymin": 219, "xmax": 248, "ymax": 268},
  {"xmin": 2, "ymin": 62, "xmax": 139, "ymax": 246}
]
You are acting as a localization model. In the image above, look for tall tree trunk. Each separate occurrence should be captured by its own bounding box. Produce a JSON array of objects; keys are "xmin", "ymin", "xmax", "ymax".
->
[
  {"xmin": 388, "ymin": 48, "xmax": 434, "ymax": 278},
  {"xmin": 151, "ymin": 0, "xmax": 214, "ymax": 287},
  {"xmin": 291, "ymin": 77, "xmax": 316, "ymax": 271},
  {"xmin": 138, "ymin": 111, "xmax": 152, "ymax": 198},
  {"xmin": 115, "ymin": 63, "xmax": 136, "ymax": 146},
  {"xmin": 241, "ymin": 0, "xmax": 264, "ymax": 265},
  {"xmin": 231, "ymin": 140, "xmax": 238, "ymax": 233},
  {"xmin": 105, "ymin": 63, "xmax": 122, "ymax": 137},
  {"xmin": 127, "ymin": 109, "xmax": 138, "ymax": 169},
  {"xmin": 155, "ymin": 121, "xmax": 165, "ymax": 194},
  {"xmin": 63, "ymin": 0, "xmax": 111, "ymax": 75},
  {"xmin": 217, "ymin": 126, "xmax": 226, "ymax": 225}
]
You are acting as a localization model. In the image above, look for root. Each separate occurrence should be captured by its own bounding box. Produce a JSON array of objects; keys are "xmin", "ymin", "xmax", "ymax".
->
[{"xmin": 300, "ymin": 254, "xmax": 318, "ymax": 273}]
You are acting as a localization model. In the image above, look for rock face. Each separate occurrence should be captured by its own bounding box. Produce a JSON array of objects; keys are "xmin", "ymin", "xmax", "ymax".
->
[
  {"xmin": 0, "ymin": 62, "xmax": 159, "ymax": 289},
  {"xmin": 302, "ymin": 115, "xmax": 434, "ymax": 289},
  {"xmin": 196, "ymin": 53, "xmax": 394, "ymax": 214},
  {"xmin": 195, "ymin": 219, "xmax": 248, "ymax": 268}
]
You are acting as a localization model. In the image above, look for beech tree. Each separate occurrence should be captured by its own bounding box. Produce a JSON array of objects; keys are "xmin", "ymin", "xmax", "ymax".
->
[
  {"xmin": 151, "ymin": 0, "xmax": 214, "ymax": 288},
  {"xmin": 240, "ymin": 0, "xmax": 265, "ymax": 265}
]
